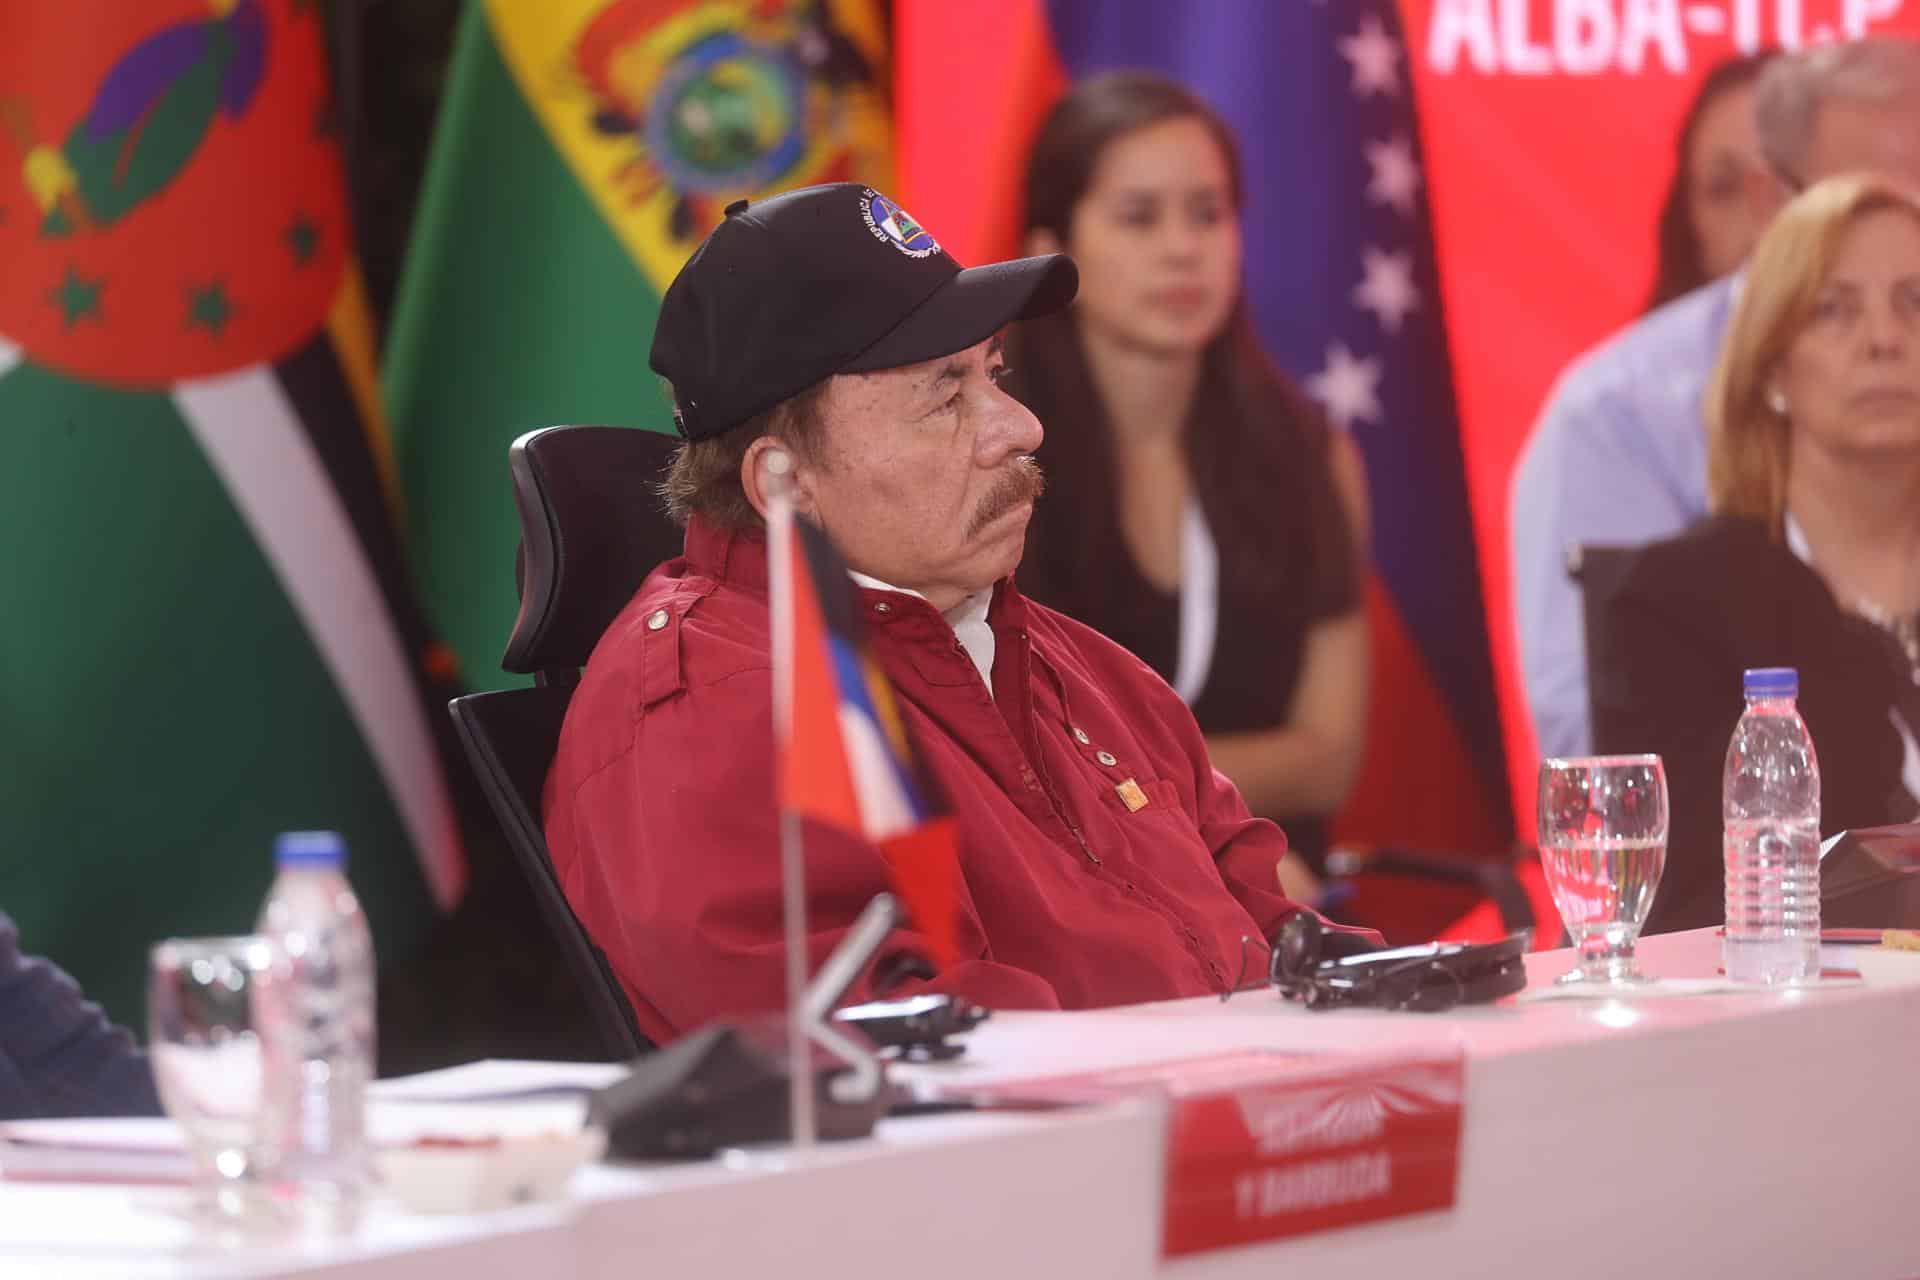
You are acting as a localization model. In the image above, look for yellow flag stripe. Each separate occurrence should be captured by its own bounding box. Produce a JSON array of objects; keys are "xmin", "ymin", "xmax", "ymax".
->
[
  {"xmin": 482, "ymin": 0, "xmax": 891, "ymax": 292},
  {"xmin": 325, "ymin": 263, "xmax": 406, "ymax": 526}
]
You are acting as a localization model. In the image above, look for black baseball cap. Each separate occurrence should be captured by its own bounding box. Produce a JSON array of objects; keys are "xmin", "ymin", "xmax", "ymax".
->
[{"xmin": 649, "ymin": 183, "xmax": 1078, "ymax": 442}]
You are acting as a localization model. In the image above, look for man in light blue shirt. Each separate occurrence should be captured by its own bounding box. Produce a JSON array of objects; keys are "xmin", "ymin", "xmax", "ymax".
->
[
  {"xmin": 1510, "ymin": 278, "xmax": 1736, "ymax": 760},
  {"xmin": 1510, "ymin": 35, "xmax": 1920, "ymax": 759}
]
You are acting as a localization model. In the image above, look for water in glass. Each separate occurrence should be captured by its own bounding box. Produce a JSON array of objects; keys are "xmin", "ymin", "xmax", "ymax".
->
[
  {"xmin": 147, "ymin": 936, "xmax": 279, "ymax": 1226},
  {"xmin": 1537, "ymin": 755, "xmax": 1669, "ymax": 985}
]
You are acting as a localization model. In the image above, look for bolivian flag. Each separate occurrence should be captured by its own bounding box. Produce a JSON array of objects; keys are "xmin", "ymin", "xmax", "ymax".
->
[{"xmin": 384, "ymin": 0, "xmax": 892, "ymax": 691}]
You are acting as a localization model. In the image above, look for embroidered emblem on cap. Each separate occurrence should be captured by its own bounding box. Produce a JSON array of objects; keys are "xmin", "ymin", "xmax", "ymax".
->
[{"xmin": 859, "ymin": 188, "xmax": 940, "ymax": 259}]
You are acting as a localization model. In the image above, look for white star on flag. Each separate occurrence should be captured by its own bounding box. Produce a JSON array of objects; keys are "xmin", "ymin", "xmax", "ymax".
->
[
  {"xmin": 1364, "ymin": 135, "xmax": 1421, "ymax": 217},
  {"xmin": 1338, "ymin": 16, "xmax": 1400, "ymax": 97},
  {"xmin": 1353, "ymin": 247, "xmax": 1420, "ymax": 334},
  {"xmin": 1307, "ymin": 343, "xmax": 1384, "ymax": 431}
]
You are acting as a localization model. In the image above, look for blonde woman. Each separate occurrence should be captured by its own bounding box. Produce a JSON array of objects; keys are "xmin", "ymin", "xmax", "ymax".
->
[{"xmin": 1592, "ymin": 173, "xmax": 1920, "ymax": 934}]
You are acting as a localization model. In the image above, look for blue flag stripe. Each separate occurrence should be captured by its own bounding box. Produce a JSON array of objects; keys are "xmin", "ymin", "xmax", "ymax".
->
[{"xmin": 1043, "ymin": 0, "xmax": 1510, "ymax": 806}]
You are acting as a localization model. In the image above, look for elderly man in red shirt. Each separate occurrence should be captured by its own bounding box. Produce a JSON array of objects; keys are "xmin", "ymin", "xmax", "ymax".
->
[{"xmin": 545, "ymin": 184, "xmax": 1360, "ymax": 1045}]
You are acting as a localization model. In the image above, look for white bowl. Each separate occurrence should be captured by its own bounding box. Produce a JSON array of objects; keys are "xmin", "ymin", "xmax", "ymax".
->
[{"xmin": 375, "ymin": 1127, "xmax": 606, "ymax": 1215}]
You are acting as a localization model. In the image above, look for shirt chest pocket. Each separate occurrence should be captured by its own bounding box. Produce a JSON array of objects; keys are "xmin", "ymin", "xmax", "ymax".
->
[
  {"xmin": 1045, "ymin": 684, "xmax": 1194, "ymax": 830},
  {"xmin": 1050, "ymin": 719, "xmax": 1215, "ymax": 888}
]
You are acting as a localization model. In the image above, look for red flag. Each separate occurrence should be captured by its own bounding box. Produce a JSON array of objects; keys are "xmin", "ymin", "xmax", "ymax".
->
[{"xmin": 770, "ymin": 496, "xmax": 962, "ymax": 968}]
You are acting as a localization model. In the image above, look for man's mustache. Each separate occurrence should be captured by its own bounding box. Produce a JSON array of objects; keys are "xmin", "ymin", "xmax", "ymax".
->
[{"xmin": 967, "ymin": 456, "xmax": 1045, "ymax": 539}]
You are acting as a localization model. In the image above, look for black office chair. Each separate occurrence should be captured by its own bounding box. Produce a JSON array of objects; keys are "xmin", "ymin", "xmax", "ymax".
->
[
  {"xmin": 447, "ymin": 425, "xmax": 684, "ymax": 1060},
  {"xmin": 1303, "ymin": 552, "xmax": 1634, "ymax": 948},
  {"xmin": 1322, "ymin": 844, "xmax": 1548, "ymax": 945},
  {"xmin": 1568, "ymin": 542, "xmax": 1638, "ymax": 752}
]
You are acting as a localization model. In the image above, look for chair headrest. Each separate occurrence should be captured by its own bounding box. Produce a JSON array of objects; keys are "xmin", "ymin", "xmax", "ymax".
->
[
  {"xmin": 1564, "ymin": 544, "xmax": 1638, "ymax": 593},
  {"xmin": 504, "ymin": 425, "xmax": 684, "ymax": 674}
]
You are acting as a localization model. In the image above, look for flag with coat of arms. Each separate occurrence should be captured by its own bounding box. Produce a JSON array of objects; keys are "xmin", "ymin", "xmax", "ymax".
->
[{"xmin": 384, "ymin": 0, "xmax": 893, "ymax": 694}]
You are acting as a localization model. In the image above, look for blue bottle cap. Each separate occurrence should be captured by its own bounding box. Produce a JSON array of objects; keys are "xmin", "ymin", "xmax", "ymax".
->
[
  {"xmin": 1743, "ymin": 666, "xmax": 1798, "ymax": 698},
  {"xmin": 273, "ymin": 830, "xmax": 347, "ymax": 869}
]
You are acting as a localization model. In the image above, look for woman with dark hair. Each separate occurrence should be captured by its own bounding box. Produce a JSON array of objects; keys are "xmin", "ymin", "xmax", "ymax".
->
[
  {"xmin": 1008, "ymin": 71, "xmax": 1369, "ymax": 893},
  {"xmin": 1645, "ymin": 50, "xmax": 1777, "ymax": 313}
]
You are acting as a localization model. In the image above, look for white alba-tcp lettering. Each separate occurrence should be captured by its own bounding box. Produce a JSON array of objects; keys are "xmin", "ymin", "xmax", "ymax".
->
[{"xmin": 1426, "ymin": 0, "xmax": 1906, "ymax": 76}]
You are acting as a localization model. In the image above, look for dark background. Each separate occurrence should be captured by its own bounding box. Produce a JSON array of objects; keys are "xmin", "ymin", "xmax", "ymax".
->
[
  {"xmin": 321, "ymin": 1, "xmax": 611, "ymax": 1071},
  {"xmin": 328, "ymin": 0, "xmax": 458, "ymax": 336}
]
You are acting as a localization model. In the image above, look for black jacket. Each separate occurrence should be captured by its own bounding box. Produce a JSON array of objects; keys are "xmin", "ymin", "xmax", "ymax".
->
[
  {"xmin": 0, "ymin": 911, "xmax": 161, "ymax": 1119},
  {"xmin": 1589, "ymin": 516, "xmax": 1918, "ymax": 934}
]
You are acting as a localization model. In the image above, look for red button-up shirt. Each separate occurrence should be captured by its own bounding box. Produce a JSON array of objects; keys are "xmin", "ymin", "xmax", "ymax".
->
[{"xmin": 545, "ymin": 515, "xmax": 1333, "ymax": 1045}]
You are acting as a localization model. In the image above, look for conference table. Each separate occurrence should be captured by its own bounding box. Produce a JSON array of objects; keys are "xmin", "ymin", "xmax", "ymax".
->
[{"xmin": 6, "ymin": 928, "xmax": 1917, "ymax": 1279}]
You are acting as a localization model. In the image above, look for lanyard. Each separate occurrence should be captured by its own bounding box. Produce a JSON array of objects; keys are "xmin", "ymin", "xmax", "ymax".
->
[{"xmin": 1173, "ymin": 498, "xmax": 1219, "ymax": 706}]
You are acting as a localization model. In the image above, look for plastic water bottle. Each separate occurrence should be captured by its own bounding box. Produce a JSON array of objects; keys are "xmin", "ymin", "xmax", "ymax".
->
[
  {"xmin": 255, "ymin": 831, "xmax": 376, "ymax": 1227},
  {"xmin": 1722, "ymin": 668, "xmax": 1821, "ymax": 983}
]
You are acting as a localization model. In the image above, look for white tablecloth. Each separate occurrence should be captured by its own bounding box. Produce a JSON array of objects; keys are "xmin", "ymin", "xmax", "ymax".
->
[{"xmin": 6, "ymin": 929, "xmax": 1917, "ymax": 1279}]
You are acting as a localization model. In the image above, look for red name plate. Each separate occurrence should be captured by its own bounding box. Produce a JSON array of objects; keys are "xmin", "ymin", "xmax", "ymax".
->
[
  {"xmin": 1157, "ymin": 1051, "xmax": 1464, "ymax": 1257},
  {"xmin": 940, "ymin": 1048, "xmax": 1465, "ymax": 1257}
]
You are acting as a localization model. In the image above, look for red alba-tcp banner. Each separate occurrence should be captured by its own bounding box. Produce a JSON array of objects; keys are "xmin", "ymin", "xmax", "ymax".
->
[{"xmin": 1402, "ymin": 0, "xmax": 1920, "ymax": 827}]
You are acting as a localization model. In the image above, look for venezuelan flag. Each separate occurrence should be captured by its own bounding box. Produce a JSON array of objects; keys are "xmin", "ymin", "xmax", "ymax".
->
[{"xmin": 894, "ymin": 0, "xmax": 1513, "ymax": 863}]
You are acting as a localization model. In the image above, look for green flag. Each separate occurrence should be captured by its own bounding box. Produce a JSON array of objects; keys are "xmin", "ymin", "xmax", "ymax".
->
[
  {"xmin": 383, "ymin": 0, "xmax": 893, "ymax": 688},
  {"xmin": 0, "ymin": 0, "xmax": 464, "ymax": 1026}
]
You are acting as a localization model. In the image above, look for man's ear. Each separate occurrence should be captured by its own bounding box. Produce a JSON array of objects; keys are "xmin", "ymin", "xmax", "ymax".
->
[
  {"xmin": 1024, "ymin": 226, "xmax": 1064, "ymax": 258},
  {"xmin": 741, "ymin": 436, "xmax": 810, "ymax": 521}
]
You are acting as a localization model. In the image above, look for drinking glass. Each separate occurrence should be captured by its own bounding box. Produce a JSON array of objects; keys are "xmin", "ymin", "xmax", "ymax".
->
[
  {"xmin": 147, "ymin": 936, "xmax": 277, "ymax": 1224},
  {"xmin": 1536, "ymin": 755, "xmax": 1668, "ymax": 985}
]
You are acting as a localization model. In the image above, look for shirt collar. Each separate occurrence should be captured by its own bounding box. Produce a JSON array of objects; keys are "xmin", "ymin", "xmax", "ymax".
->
[
  {"xmin": 943, "ymin": 586, "xmax": 993, "ymax": 632},
  {"xmin": 684, "ymin": 516, "xmax": 1002, "ymax": 613},
  {"xmin": 684, "ymin": 515, "xmax": 1005, "ymax": 687},
  {"xmin": 847, "ymin": 572, "xmax": 996, "ymax": 695},
  {"xmin": 846, "ymin": 569, "xmax": 926, "ymax": 602},
  {"xmin": 684, "ymin": 513, "xmax": 770, "ymax": 590},
  {"xmin": 847, "ymin": 571, "xmax": 992, "ymax": 625}
]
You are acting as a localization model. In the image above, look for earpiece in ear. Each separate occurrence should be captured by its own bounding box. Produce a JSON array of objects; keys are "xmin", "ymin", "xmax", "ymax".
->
[
  {"xmin": 759, "ymin": 447, "xmax": 796, "ymax": 503},
  {"xmin": 1767, "ymin": 388, "xmax": 1789, "ymax": 417}
]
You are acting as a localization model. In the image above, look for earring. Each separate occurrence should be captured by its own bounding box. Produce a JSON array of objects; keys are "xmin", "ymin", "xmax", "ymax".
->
[{"xmin": 1767, "ymin": 388, "xmax": 1789, "ymax": 416}]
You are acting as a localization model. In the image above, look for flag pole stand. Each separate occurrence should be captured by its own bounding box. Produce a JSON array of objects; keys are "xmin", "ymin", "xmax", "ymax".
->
[
  {"xmin": 779, "ymin": 806, "xmax": 817, "ymax": 1148},
  {"xmin": 765, "ymin": 454, "xmax": 817, "ymax": 1149}
]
